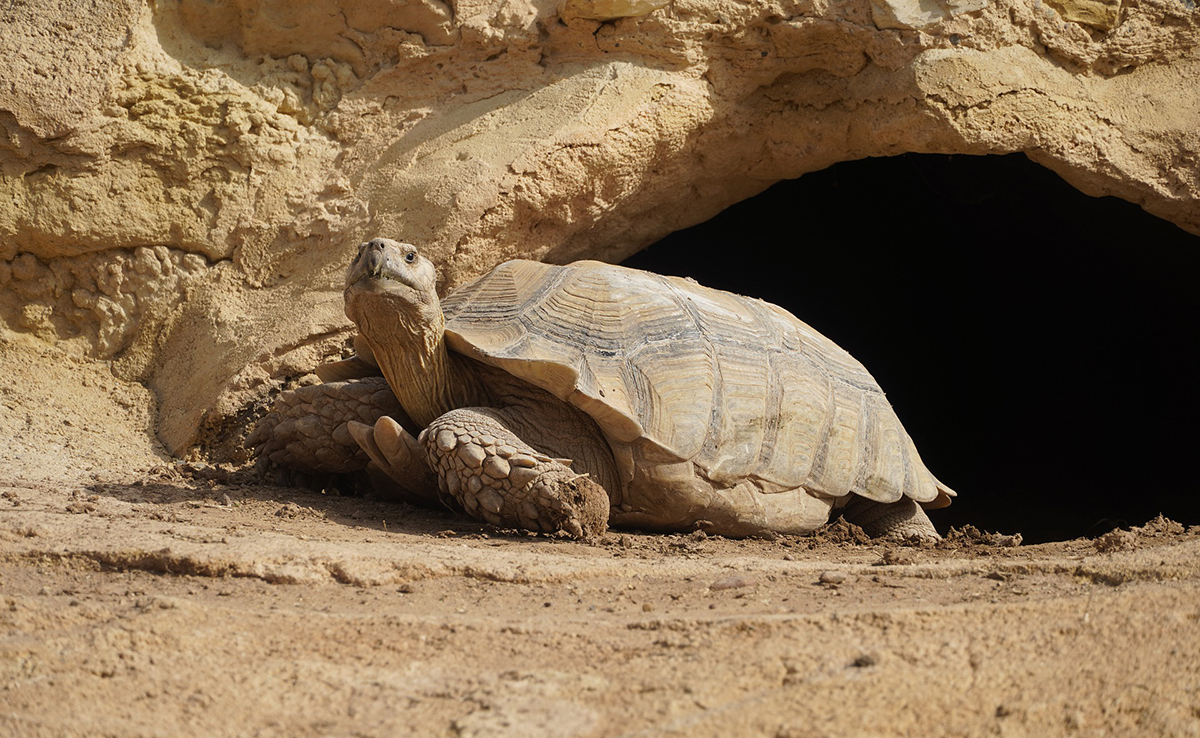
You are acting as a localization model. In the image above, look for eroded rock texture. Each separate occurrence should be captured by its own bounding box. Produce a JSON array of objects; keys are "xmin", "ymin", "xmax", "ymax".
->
[{"xmin": 1, "ymin": 0, "xmax": 1197, "ymax": 454}]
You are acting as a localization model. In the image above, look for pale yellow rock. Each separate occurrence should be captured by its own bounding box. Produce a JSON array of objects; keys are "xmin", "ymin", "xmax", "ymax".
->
[
  {"xmin": 1044, "ymin": 0, "xmax": 1122, "ymax": 30},
  {"xmin": 361, "ymin": 62, "xmax": 709, "ymax": 261},
  {"xmin": 559, "ymin": 0, "xmax": 669, "ymax": 22},
  {"xmin": 871, "ymin": 0, "xmax": 989, "ymax": 30},
  {"xmin": 0, "ymin": 0, "xmax": 1196, "ymax": 454}
]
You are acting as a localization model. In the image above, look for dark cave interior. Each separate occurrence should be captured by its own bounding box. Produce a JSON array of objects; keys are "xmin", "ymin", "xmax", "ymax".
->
[{"xmin": 622, "ymin": 153, "xmax": 1200, "ymax": 543}]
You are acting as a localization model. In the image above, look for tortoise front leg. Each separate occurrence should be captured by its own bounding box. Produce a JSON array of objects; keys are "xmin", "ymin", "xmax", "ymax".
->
[{"xmin": 419, "ymin": 408, "xmax": 610, "ymax": 539}]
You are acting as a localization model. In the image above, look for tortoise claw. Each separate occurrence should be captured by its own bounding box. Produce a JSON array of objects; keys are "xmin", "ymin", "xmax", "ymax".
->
[{"xmin": 348, "ymin": 418, "xmax": 439, "ymax": 505}]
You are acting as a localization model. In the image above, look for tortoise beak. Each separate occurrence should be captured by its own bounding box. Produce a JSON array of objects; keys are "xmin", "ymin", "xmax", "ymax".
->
[
  {"xmin": 347, "ymin": 238, "xmax": 395, "ymax": 289},
  {"xmin": 363, "ymin": 242, "xmax": 386, "ymax": 279}
]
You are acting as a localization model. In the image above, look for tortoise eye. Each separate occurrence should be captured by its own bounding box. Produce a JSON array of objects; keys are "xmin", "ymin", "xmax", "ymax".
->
[{"xmin": 404, "ymin": 251, "xmax": 416, "ymax": 263}]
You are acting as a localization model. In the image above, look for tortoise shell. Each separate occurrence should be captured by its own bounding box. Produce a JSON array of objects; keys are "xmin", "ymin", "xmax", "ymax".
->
[{"xmin": 440, "ymin": 259, "xmax": 954, "ymax": 513}]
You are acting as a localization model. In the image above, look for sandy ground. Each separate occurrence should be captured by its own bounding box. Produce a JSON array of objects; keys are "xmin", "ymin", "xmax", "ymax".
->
[{"xmin": 2, "ymin": 342, "xmax": 1199, "ymax": 737}]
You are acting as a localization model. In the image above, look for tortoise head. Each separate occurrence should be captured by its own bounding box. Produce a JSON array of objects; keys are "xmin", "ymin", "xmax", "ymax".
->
[{"xmin": 344, "ymin": 238, "xmax": 441, "ymax": 335}]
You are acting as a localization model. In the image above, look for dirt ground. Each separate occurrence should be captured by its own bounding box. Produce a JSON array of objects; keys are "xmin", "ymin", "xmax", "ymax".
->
[{"xmin": 2, "ymin": 342, "xmax": 1199, "ymax": 738}]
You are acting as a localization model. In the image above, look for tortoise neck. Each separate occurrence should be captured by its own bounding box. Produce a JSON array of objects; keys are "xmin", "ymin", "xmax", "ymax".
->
[{"xmin": 359, "ymin": 309, "xmax": 485, "ymax": 429}]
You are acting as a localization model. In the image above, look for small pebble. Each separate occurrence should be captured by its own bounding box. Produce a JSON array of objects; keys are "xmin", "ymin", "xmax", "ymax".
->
[
  {"xmin": 818, "ymin": 570, "xmax": 847, "ymax": 585},
  {"xmin": 710, "ymin": 574, "xmax": 755, "ymax": 591}
]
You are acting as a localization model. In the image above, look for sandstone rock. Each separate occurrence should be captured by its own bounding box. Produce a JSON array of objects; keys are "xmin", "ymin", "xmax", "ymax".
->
[
  {"xmin": 0, "ymin": 0, "xmax": 1197, "ymax": 455},
  {"xmin": 1044, "ymin": 0, "xmax": 1123, "ymax": 30},
  {"xmin": 559, "ymin": 0, "xmax": 670, "ymax": 22},
  {"xmin": 871, "ymin": 0, "xmax": 989, "ymax": 31}
]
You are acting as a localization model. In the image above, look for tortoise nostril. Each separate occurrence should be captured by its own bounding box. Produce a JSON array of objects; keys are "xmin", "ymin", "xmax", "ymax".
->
[{"xmin": 365, "ymin": 247, "xmax": 385, "ymax": 277}]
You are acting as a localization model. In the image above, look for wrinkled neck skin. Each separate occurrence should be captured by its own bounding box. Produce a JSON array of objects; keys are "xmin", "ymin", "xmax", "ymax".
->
[{"xmin": 350, "ymin": 295, "xmax": 485, "ymax": 429}]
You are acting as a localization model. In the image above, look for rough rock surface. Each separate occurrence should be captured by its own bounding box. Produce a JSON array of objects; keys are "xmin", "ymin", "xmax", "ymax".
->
[{"xmin": 1, "ymin": 0, "xmax": 1198, "ymax": 454}]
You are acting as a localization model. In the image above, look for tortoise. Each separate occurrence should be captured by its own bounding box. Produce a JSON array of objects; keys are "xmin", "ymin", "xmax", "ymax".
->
[{"xmin": 251, "ymin": 238, "xmax": 955, "ymax": 539}]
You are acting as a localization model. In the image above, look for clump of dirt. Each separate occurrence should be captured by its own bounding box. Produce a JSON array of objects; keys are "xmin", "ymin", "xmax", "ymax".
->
[
  {"xmin": 1092, "ymin": 514, "xmax": 1196, "ymax": 553},
  {"xmin": 878, "ymin": 548, "xmax": 917, "ymax": 565},
  {"xmin": 810, "ymin": 517, "xmax": 872, "ymax": 545},
  {"xmin": 938, "ymin": 524, "xmax": 1024, "ymax": 550},
  {"xmin": 1135, "ymin": 514, "xmax": 1188, "ymax": 537},
  {"xmin": 1094, "ymin": 528, "xmax": 1139, "ymax": 553}
]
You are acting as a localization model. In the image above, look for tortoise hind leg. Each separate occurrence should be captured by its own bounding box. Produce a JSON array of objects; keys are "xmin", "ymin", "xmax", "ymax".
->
[
  {"xmin": 840, "ymin": 495, "xmax": 941, "ymax": 541},
  {"xmin": 420, "ymin": 408, "xmax": 610, "ymax": 539}
]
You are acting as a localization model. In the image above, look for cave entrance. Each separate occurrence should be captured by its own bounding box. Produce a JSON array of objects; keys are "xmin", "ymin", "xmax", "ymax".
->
[{"xmin": 622, "ymin": 153, "xmax": 1200, "ymax": 543}]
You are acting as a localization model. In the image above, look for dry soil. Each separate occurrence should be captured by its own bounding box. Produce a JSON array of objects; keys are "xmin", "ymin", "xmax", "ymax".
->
[{"xmin": 2, "ymin": 342, "xmax": 1198, "ymax": 737}]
